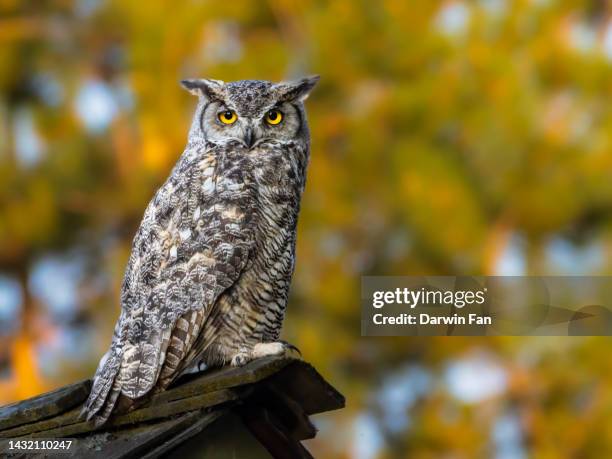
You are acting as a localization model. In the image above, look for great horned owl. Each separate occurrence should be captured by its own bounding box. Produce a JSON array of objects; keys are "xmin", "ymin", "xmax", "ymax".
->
[{"xmin": 81, "ymin": 76, "xmax": 319, "ymax": 425}]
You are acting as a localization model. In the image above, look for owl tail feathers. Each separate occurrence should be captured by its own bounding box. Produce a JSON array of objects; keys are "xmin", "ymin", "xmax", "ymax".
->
[{"xmin": 80, "ymin": 350, "xmax": 123, "ymax": 426}]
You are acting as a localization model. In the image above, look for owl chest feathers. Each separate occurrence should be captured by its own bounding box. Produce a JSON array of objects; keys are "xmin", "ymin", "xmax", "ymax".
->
[
  {"xmin": 172, "ymin": 144, "xmax": 301, "ymax": 287},
  {"xmin": 224, "ymin": 143, "xmax": 305, "ymax": 293},
  {"xmin": 201, "ymin": 143, "xmax": 306, "ymax": 341}
]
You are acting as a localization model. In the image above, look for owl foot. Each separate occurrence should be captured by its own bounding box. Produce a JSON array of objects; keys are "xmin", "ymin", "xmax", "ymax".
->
[
  {"xmin": 229, "ymin": 341, "xmax": 301, "ymax": 367},
  {"xmin": 230, "ymin": 351, "xmax": 251, "ymax": 367},
  {"xmin": 276, "ymin": 340, "xmax": 301, "ymax": 357}
]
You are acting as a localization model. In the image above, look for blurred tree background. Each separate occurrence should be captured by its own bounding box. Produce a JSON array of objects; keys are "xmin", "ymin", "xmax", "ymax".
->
[{"xmin": 1, "ymin": 0, "xmax": 612, "ymax": 457}]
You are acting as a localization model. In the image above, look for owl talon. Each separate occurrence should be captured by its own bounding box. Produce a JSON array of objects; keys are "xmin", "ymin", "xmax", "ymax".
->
[
  {"xmin": 229, "ymin": 341, "xmax": 301, "ymax": 367},
  {"xmin": 230, "ymin": 352, "xmax": 251, "ymax": 367},
  {"xmin": 252, "ymin": 341, "xmax": 301, "ymax": 360},
  {"xmin": 279, "ymin": 340, "xmax": 301, "ymax": 356}
]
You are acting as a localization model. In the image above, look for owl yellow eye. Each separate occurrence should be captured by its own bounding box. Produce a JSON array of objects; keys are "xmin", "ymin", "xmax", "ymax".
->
[
  {"xmin": 218, "ymin": 110, "xmax": 237, "ymax": 125},
  {"xmin": 265, "ymin": 109, "xmax": 283, "ymax": 125}
]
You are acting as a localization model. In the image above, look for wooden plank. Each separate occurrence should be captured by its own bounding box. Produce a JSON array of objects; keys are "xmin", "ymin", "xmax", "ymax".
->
[
  {"xmin": 0, "ymin": 380, "xmax": 91, "ymax": 431},
  {"xmin": 240, "ymin": 404, "xmax": 314, "ymax": 459},
  {"xmin": 0, "ymin": 406, "xmax": 80, "ymax": 439},
  {"xmin": 243, "ymin": 381, "xmax": 318, "ymax": 441},
  {"xmin": 0, "ymin": 412, "xmax": 224, "ymax": 459},
  {"xmin": 0, "ymin": 356, "xmax": 292, "ymax": 435},
  {"xmin": 0, "ymin": 415, "xmax": 190, "ymax": 459},
  {"xmin": 69, "ymin": 410, "xmax": 209, "ymax": 459},
  {"xmin": 140, "ymin": 411, "xmax": 224, "ymax": 459},
  {"xmin": 158, "ymin": 356, "xmax": 294, "ymax": 404},
  {"xmin": 0, "ymin": 355, "xmax": 345, "ymax": 458},
  {"xmin": 262, "ymin": 383, "xmax": 317, "ymax": 441},
  {"xmin": 164, "ymin": 412, "xmax": 273, "ymax": 459},
  {"xmin": 105, "ymin": 388, "xmax": 239, "ymax": 430},
  {"xmin": 268, "ymin": 361, "xmax": 345, "ymax": 415},
  {"xmin": 0, "ymin": 356, "xmax": 292, "ymax": 438},
  {"xmin": 0, "ymin": 388, "xmax": 240, "ymax": 439}
]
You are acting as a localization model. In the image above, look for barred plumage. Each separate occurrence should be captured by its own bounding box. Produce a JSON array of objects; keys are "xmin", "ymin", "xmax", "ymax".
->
[{"xmin": 81, "ymin": 76, "xmax": 319, "ymax": 425}]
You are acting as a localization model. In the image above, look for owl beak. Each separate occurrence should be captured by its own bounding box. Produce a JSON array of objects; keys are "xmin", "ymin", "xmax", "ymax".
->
[{"xmin": 243, "ymin": 127, "xmax": 255, "ymax": 149}]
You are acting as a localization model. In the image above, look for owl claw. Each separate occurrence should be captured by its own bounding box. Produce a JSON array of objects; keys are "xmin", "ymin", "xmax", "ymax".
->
[
  {"xmin": 229, "ymin": 341, "xmax": 301, "ymax": 367},
  {"xmin": 278, "ymin": 340, "xmax": 301, "ymax": 356},
  {"xmin": 230, "ymin": 352, "xmax": 251, "ymax": 367}
]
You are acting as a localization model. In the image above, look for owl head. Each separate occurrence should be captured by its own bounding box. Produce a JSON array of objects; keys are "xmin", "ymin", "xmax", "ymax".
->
[{"xmin": 181, "ymin": 76, "xmax": 319, "ymax": 148}]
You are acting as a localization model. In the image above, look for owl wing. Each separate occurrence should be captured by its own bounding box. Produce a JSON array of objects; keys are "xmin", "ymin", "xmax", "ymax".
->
[{"xmin": 82, "ymin": 147, "xmax": 256, "ymax": 425}]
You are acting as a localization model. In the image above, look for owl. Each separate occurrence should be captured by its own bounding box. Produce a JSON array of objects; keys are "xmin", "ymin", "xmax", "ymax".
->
[{"xmin": 81, "ymin": 76, "xmax": 319, "ymax": 425}]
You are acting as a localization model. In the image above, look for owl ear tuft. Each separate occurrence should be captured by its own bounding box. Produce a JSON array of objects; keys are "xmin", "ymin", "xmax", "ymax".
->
[
  {"xmin": 277, "ymin": 75, "xmax": 320, "ymax": 102},
  {"xmin": 180, "ymin": 78, "xmax": 225, "ymax": 100}
]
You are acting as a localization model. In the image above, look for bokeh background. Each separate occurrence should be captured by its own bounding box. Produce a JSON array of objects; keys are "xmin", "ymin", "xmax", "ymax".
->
[{"xmin": 1, "ymin": 0, "xmax": 612, "ymax": 457}]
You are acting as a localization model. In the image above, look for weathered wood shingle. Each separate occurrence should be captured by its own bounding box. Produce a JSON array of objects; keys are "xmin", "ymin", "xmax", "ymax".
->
[{"xmin": 0, "ymin": 357, "xmax": 344, "ymax": 459}]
